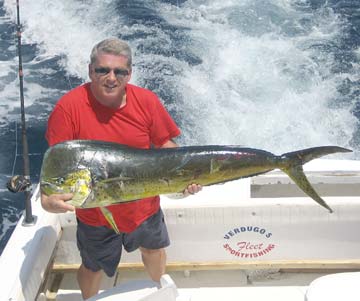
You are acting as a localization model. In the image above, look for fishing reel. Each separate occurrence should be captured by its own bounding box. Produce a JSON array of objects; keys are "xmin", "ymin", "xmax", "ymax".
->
[{"xmin": 6, "ymin": 175, "xmax": 32, "ymax": 193}]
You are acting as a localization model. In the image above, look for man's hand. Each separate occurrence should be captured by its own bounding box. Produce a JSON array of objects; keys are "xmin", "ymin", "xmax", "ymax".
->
[
  {"xmin": 41, "ymin": 193, "xmax": 75, "ymax": 213},
  {"xmin": 183, "ymin": 183, "xmax": 202, "ymax": 197}
]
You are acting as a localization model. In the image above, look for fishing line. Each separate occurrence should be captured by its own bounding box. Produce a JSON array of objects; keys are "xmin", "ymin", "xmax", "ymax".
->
[
  {"xmin": 11, "ymin": 121, "xmax": 18, "ymax": 176},
  {"xmin": 11, "ymin": 119, "xmax": 44, "ymax": 178}
]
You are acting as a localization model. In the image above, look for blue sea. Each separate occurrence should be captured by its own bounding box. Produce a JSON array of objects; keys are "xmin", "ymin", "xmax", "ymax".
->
[{"xmin": 0, "ymin": 0, "xmax": 359, "ymax": 254}]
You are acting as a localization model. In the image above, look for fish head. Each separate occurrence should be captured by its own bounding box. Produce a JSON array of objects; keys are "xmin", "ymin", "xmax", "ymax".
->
[{"xmin": 40, "ymin": 169, "xmax": 92, "ymax": 207}]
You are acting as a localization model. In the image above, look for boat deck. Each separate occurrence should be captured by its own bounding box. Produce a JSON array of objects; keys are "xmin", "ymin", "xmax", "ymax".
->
[{"xmin": 47, "ymin": 267, "xmax": 337, "ymax": 300}]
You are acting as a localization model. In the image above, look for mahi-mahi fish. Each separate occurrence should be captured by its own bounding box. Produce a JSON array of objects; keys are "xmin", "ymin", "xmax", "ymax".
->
[{"xmin": 40, "ymin": 140, "xmax": 351, "ymax": 216}]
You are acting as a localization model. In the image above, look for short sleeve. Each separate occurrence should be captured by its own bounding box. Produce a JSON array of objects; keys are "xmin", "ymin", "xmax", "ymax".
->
[
  {"xmin": 45, "ymin": 104, "xmax": 75, "ymax": 146},
  {"xmin": 149, "ymin": 98, "xmax": 181, "ymax": 147}
]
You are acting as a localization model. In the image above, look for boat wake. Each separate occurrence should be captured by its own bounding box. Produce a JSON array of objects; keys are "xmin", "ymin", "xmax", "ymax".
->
[{"xmin": 0, "ymin": 0, "xmax": 359, "ymax": 254}]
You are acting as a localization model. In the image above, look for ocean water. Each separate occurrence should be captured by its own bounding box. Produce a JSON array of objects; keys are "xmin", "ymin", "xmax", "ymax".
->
[{"xmin": 0, "ymin": 0, "xmax": 359, "ymax": 254}]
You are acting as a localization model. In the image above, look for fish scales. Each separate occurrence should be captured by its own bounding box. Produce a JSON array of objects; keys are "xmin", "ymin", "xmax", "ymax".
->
[{"xmin": 40, "ymin": 140, "xmax": 352, "ymax": 212}]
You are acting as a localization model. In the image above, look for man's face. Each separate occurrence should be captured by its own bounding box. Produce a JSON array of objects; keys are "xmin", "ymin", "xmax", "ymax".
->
[{"xmin": 89, "ymin": 52, "xmax": 132, "ymax": 108}]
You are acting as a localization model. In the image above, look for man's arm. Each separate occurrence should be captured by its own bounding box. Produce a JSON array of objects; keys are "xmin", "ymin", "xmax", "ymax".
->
[{"xmin": 159, "ymin": 139, "xmax": 178, "ymax": 148}]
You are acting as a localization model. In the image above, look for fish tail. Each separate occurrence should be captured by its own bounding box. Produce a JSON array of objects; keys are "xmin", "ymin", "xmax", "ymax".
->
[
  {"xmin": 100, "ymin": 207, "xmax": 121, "ymax": 234},
  {"xmin": 278, "ymin": 146, "xmax": 352, "ymax": 213}
]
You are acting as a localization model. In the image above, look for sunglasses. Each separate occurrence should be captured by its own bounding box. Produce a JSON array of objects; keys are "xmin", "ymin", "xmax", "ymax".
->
[{"xmin": 94, "ymin": 67, "xmax": 130, "ymax": 78}]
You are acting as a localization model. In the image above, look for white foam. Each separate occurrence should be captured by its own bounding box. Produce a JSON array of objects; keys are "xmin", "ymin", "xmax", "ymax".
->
[
  {"xmin": 3, "ymin": 0, "xmax": 122, "ymax": 80},
  {"xmin": 2, "ymin": 0, "xmax": 359, "ymax": 157},
  {"xmin": 157, "ymin": 0, "xmax": 358, "ymax": 155}
]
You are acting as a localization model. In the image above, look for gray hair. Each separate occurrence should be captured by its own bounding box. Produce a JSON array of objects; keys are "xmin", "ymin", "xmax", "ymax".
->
[{"xmin": 90, "ymin": 38, "xmax": 132, "ymax": 69}]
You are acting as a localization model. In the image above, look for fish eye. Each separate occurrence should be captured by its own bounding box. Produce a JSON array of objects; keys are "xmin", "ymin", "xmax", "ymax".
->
[{"xmin": 56, "ymin": 177, "xmax": 65, "ymax": 184}]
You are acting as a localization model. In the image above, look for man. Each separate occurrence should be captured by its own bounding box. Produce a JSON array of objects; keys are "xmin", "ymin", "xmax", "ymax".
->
[{"xmin": 41, "ymin": 38, "xmax": 201, "ymax": 299}]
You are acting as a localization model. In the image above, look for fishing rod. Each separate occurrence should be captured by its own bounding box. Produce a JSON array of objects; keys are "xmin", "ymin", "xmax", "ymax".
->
[{"xmin": 6, "ymin": 0, "xmax": 36, "ymax": 226}]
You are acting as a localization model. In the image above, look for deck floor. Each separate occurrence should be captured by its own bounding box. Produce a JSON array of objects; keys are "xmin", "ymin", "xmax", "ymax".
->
[{"xmin": 47, "ymin": 269, "xmax": 333, "ymax": 301}]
